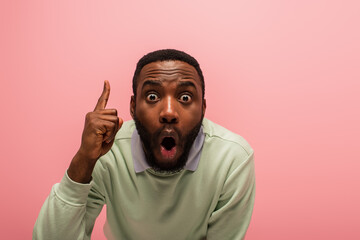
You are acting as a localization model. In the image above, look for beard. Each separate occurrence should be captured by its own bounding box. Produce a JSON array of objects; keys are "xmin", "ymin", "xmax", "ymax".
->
[{"xmin": 133, "ymin": 112, "xmax": 203, "ymax": 173}]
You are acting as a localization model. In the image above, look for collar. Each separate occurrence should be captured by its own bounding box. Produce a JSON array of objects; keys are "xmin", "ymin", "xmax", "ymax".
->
[{"xmin": 131, "ymin": 126, "xmax": 205, "ymax": 173}]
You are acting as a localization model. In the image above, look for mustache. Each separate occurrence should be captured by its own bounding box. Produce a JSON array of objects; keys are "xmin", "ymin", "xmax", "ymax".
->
[
  {"xmin": 133, "ymin": 114, "xmax": 182, "ymax": 146},
  {"xmin": 152, "ymin": 124, "xmax": 182, "ymax": 144}
]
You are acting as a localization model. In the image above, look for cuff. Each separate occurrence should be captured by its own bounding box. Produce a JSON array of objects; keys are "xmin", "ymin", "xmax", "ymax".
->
[{"xmin": 54, "ymin": 171, "xmax": 93, "ymax": 205}]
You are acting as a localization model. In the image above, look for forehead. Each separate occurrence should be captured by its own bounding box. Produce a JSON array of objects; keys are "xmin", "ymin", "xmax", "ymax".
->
[{"xmin": 138, "ymin": 60, "xmax": 201, "ymax": 86}]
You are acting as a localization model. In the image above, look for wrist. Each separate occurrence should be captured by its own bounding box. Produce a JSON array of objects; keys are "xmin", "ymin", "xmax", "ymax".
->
[{"xmin": 67, "ymin": 150, "xmax": 96, "ymax": 183}]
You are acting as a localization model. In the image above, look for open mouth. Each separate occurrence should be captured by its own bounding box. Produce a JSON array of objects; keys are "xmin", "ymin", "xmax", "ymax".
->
[
  {"xmin": 160, "ymin": 137, "xmax": 177, "ymax": 159},
  {"xmin": 161, "ymin": 137, "xmax": 176, "ymax": 150}
]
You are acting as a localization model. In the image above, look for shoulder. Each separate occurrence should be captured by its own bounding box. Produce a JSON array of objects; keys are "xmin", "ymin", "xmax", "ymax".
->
[
  {"xmin": 114, "ymin": 119, "xmax": 136, "ymax": 140},
  {"xmin": 201, "ymin": 118, "xmax": 254, "ymax": 170},
  {"xmin": 202, "ymin": 118, "xmax": 253, "ymax": 156}
]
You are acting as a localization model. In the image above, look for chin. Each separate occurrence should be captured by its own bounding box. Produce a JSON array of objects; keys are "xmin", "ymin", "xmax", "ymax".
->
[
  {"xmin": 151, "ymin": 153, "xmax": 185, "ymax": 173},
  {"xmin": 133, "ymin": 111, "xmax": 203, "ymax": 174}
]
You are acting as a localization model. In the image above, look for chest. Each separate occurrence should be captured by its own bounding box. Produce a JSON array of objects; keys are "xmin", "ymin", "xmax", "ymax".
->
[{"xmin": 104, "ymin": 171, "xmax": 221, "ymax": 239}]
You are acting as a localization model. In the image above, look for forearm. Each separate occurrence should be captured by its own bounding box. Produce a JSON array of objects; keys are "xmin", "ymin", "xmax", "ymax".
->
[
  {"xmin": 34, "ymin": 81, "xmax": 118, "ymax": 239},
  {"xmin": 33, "ymin": 173, "xmax": 97, "ymax": 240},
  {"xmin": 68, "ymin": 150, "xmax": 97, "ymax": 184}
]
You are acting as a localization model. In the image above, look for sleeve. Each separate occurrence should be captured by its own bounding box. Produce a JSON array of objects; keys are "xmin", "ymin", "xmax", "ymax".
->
[
  {"xmin": 32, "ymin": 171, "xmax": 105, "ymax": 240},
  {"xmin": 207, "ymin": 153, "xmax": 256, "ymax": 240}
]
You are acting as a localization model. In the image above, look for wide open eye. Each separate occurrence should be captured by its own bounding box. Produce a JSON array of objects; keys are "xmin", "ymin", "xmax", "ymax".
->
[
  {"xmin": 179, "ymin": 94, "xmax": 192, "ymax": 103},
  {"xmin": 146, "ymin": 93, "xmax": 159, "ymax": 102}
]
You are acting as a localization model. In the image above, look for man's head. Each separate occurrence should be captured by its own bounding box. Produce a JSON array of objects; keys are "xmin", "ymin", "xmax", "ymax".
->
[
  {"xmin": 130, "ymin": 49, "xmax": 206, "ymax": 173},
  {"xmin": 132, "ymin": 49, "xmax": 205, "ymax": 100}
]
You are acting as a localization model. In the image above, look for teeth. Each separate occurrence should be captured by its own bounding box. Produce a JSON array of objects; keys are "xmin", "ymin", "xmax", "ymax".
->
[{"xmin": 161, "ymin": 137, "xmax": 175, "ymax": 150}]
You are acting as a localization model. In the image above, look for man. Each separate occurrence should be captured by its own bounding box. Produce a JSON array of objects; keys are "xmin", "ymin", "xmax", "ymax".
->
[{"xmin": 33, "ymin": 49, "xmax": 255, "ymax": 240}]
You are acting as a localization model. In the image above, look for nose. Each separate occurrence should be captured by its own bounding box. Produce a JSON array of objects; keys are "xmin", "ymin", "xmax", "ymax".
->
[{"xmin": 159, "ymin": 96, "xmax": 179, "ymax": 124}]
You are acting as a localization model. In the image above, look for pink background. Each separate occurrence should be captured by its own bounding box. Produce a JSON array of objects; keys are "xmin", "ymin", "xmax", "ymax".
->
[{"xmin": 1, "ymin": 0, "xmax": 359, "ymax": 239}]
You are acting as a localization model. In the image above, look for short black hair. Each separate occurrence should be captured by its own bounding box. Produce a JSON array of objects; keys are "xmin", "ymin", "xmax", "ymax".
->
[{"xmin": 132, "ymin": 49, "xmax": 205, "ymax": 98}]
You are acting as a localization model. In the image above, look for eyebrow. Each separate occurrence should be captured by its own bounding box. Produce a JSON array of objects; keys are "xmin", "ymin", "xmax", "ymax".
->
[
  {"xmin": 141, "ymin": 80, "xmax": 162, "ymax": 90},
  {"xmin": 178, "ymin": 81, "xmax": 197, "ymax": 90},
  {"xmin": 141, "ymin": 80, "xmax": 197, "ymax": 90}
]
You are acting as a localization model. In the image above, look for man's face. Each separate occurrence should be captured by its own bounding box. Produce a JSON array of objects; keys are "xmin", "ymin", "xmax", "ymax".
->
[{"xmin": 130, "ymin": 60, "xmax": 206, "ymax": 172}]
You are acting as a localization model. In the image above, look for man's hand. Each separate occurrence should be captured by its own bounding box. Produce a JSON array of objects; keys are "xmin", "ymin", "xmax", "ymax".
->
[{"xmin": 68, "ymin": 80, "xmax": 123, "ymax": 183}]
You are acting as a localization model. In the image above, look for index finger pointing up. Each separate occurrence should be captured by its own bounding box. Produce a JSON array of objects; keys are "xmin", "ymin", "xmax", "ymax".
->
[{"xmin": 94, "ymin": 80, "xmax": 110, "ymax": 111}]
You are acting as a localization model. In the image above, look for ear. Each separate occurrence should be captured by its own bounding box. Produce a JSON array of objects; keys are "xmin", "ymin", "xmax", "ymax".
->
[
  {"xmin": 202, "ymin": 98, "xmax": 207, "ymax": 116},
  {"xmin": 130, "ymin": 95, "xmax": 135, "ymax": 119}
]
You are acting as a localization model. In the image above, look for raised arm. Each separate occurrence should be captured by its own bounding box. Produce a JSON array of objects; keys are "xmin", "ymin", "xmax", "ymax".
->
[
  {"xmin": 68, "ymin": 80, "xmax": 122, "ymax": 183},
  {"xmin": 33, "ymin": 81, "xmax": 122, "ymax": 240}
]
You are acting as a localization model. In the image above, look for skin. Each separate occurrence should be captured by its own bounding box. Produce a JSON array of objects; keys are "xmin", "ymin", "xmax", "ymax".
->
[
  {"xmin": 68, "ymin": 60, "xmax": 205, "ymax": 183},
  {"xmin": 68, "ymin": 80, "xmax": 122, "ymax": 183},
  {"xmin": 131, "ymin": 60, "xmax": 206, "ymax": 171}
]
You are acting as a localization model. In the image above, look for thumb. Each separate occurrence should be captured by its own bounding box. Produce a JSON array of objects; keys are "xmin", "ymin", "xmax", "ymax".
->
[{"xmin": 117, "ymin": 118, "xmax": 124, "ymax": 132}]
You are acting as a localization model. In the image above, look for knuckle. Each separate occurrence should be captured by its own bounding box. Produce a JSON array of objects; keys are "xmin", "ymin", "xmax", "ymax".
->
[
  {"xmin": 85, "ymin": 112, "xmax": 92, "ymax": 120},
  {"xmin": 108, "ymin": 108, "xmax": 117, "ymax": 115},
  {"xmin": 109, "ymin": 122, "xmax": 116, "ymax": 129},
  {"xmin": 87, "ymin": 115, "xmax": 100, "ymax": 126}
]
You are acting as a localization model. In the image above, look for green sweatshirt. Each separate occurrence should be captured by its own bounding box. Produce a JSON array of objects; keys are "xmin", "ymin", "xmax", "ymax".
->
[{"xmin": 33, "ymin": 118, "xmax": 255, "ymax": 240}]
